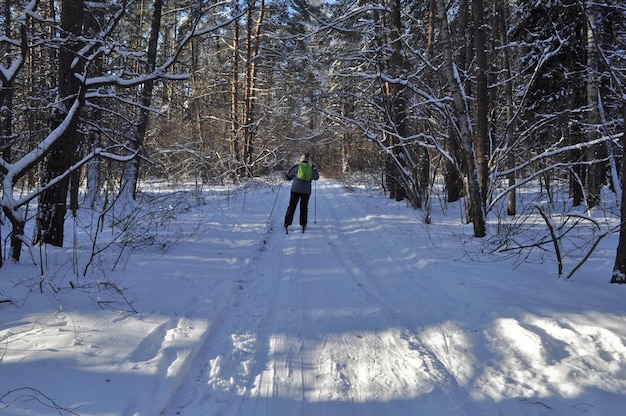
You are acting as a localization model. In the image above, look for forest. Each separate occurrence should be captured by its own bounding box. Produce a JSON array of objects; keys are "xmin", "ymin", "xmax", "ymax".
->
[{"xmin": 1, "ymin": 0, "xmax": 625, "ymax": 282}]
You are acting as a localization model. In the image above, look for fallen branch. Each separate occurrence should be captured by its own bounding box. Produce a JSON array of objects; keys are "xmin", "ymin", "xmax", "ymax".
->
[
  {"xmin": 0, "ymin": 387, "xmax": 80, "ymax": 415},
  {"xmin": 535, "ymin": 204, "xmax": 563, "ymax": 276},
  {"xmin": 565, "ymin": 226, "xmax": 615, "ymax": 279},
  {"xmin": 522, "ymin": 397, "xmax": 551, "ymax": 409}
]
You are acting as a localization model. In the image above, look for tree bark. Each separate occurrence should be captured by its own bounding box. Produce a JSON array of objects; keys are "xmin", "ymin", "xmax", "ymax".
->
[
  {"xmin": 123, "ymin": 0, "xmax": 162, "ymax": 200},
  {"xmin": 444, "ymin": 0, "xmax": 468, "ymax": 203},
  {"xmin": 385, "ymin": 0, "xmax": 409, "ymax": 202},
  {"xmin": 85, "ymin": 3, "xmax": 104, "ymax": 209},
  {"xmin": 436, "ymin": 0, "xmax": 486, "ymax": 237},
  {"xmin": 611, "ymin": 100, "xmax": 626, "ymax": 283},
  {"xmin": 230, "ymin": 3, "xmax": 241, "ymax": 173},
  {"xmin": 585, "ymin": 0, "xmax": 601, "ymax": 208},
  {"xmin": 494, "ymin": 0, "xmax": 517, "ymax": 216},
  {"xmin": 242, "ymin": 0, "xmax": 265, "ymax": 174},
  {"xmin": 34, "ymin": 0, "xmax": 84, "ymax": 247},
  {"xmin": 473, "ymin": 0, "xmax": 489, "ymax": 209},
  {"xmin": 0, "ymin": 1, "xmax": 28, "ymax": 262}
]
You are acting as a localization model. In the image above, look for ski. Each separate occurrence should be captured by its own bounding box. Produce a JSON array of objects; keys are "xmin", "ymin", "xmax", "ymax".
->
[{"xmin": 283, "ymin": 225, "xmax": 307, "ymax": 234}]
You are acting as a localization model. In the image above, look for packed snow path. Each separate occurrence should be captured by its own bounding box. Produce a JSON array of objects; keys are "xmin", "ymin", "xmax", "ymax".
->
[
  {"xmin": 160, "ymin": 179, "xmax": 626, "ymax": 416},
  {"xmin": 163, "ymin": 179, "xmax": 467, "ymax": 415},
  {"xmin": 2, "ymin": 179, "xmax": 626, "ymax": 415}
]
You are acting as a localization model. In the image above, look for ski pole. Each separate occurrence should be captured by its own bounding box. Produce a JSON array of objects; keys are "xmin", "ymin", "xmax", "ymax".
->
[
  {"xmin": 314, "ymin": 179, "xmax": 317, "ymax": 223},
  {"xmin": 268, "ymin": 180, "xmax": 282, "ymax": 227}
]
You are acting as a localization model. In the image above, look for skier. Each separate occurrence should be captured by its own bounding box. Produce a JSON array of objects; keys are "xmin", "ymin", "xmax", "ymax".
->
[{"xmin": 283, "ymin": 152, "xmax": 319, "ymax": 233}]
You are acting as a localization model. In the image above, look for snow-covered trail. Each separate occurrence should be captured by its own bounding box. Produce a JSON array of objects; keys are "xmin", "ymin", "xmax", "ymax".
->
[
  {"xmin": 160, "ymin": 179, "xmax": 626, "ymax": 416},
  {"xmin": 3, "ymin": 179, "xmax": 626, "ymax": 415},
  {"xmin": 157, "ymin": 181, "xmax": 624, "ymax": 416},
  {"xmin": 162, "ymin": 180, "xmax": 470, "ymax": 415}
]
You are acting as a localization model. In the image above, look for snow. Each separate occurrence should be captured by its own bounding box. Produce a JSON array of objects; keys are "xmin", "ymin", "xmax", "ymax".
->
[{"xmin": 1, "ymin": 177, "xmax": 626, "ymax": 416}]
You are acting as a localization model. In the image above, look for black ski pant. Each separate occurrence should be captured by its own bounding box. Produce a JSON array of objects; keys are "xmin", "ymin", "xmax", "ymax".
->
[{"xmin": 284, "ymin": 192, "xmax": 311, "ymax": 228}]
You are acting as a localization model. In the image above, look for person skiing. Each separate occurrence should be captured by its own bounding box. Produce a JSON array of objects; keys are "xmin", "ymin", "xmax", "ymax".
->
[{"xmin": 283, "ymin": 152, "xmax": 319, "ymax": 233}]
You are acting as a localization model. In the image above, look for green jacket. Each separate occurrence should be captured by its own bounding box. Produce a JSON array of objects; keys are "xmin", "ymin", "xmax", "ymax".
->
[{"xmin": 284, "ymin": 161, "xmax": 319, "ymax": 194}]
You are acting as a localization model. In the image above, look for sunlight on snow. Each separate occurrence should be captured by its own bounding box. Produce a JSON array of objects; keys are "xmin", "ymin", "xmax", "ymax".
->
[
  {"xmin": 418, "ymin": 321, "xmax": 476, "ymax": 388},
  {"xmin": 415, "ymin": 258, "xmax": 438, "ymax": 269},
  {"xmin": 3, "ymin": 308, "xmax": 625, "ymax": 408},
  {"xmin": 220, "ymin": 314, "xmax": 626, "ymax": 404},
  {"xmin": 262, "ymin": 328, "xmax": 441, "ymax": 402},
  {"xmin": 0, "ymin": 313, "xmax": 208, "ymax": 379},
  {"xmin": 474, "ymin": 312, "xmax": 626, "ymax": 402}
]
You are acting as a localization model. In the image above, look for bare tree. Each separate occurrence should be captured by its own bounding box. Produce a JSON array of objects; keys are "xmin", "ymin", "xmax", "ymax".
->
[
  {"xmin": 231, "ymin": 2, "xmax": 242, "ymax": 172},
  {"xmin": 242, "ymin": 0, "xmax": 266, "ymax": 173},
  {"xmin": 34, "ymin": 0, "xmax": 85, "ymax": 247},
  {"xmin": 612, "ymin": 102, "xmax": 626, "ymax": 283},
  {"xmin": 121, "ymin": 0, "xmax": 163, "ymax": 201},
  {"xmin": 0, "ymin": 0, "xmax": 27, "ymax": 263},
  {"xmin": 0, "ymin": 1, "xmax": 238, "ymax": 263},
  {"xmin": 436, "ymin": 0, "xmax": 486, "ymax": 237},
  {"xmin": 473, "ymin": 0, "xmax": 489, "ymax": 210}
]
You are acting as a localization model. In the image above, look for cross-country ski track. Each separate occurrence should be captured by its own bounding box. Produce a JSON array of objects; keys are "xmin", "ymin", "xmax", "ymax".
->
[
  {"xmin": 159, "ymin": 179, "xmax": 626, "ymax": 416},
  {"xmin": 162, "ymin": 180, "xmax": 467, "ymax": 415},
  {"xmin": 2, "ymin": 178, "xmax": 625, "ymax": 416}
]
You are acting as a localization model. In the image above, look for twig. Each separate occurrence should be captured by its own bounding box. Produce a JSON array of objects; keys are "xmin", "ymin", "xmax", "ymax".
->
[
  {"xmin": 522, "ymin": 397, "xmax": 551, "ymax": 409},
  {"xmin": 536, "ymin": 204, "xmax": 563, "ymax": 276},
  {"xmin": 0, "ymin": 387, "xmax": 81, "ymax": 415},
  {"xmin": 565, "ymin": 227, "xmax": 614, "ymax": 279}
]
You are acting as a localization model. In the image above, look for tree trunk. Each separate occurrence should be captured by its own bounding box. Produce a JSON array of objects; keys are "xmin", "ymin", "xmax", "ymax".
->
[
  {"xmin": 473, "ymin": 0, "xmax": 489, "ymax": 209},
  {"xmin": 85, "ymin": 4, "xmax": 104, "ymax": 209},
  {"xmin": 427, "ymin": 0, "xmax": 436, "ymax": 57},
  {"xmin": 1, "ymin": 0, "xmax": 16, "ymax": 164},
  {"xmin": 436, "ymin": 0, "xmax": 486, "ymax": 237},
  {"xmin": 123, "ymin": 0, "xmax": 162, "ymax": 200},
  {"xmin": 242, "ymin": 1, "xmax": 253, "ymax": 172},
  {"xmin": 341, "ymin": 101, "xmax": 353, "ymax": 174},
  {"xmin": 371, "ymin": 7, "xmax": 396, "ymax": 200},
  {"xmin": 445, "ymin": 142, "xmax": 463, "ymax": 203},
  {"xmin": 611, "ymin": 100, "xmax": 626, "ymax": 283},
  {"xmin": 34, "ymin": 0, "xmax": 84, "ymax": 247},
  {"xmin": 0, "ymin": 1, "xmax": 28, "ymax": 262},
  {"xmin": 242, "ymin": 0, "xmax": 265, "ymax": 174},
  {"xmin": 444, "ymin": 0, "xmax": 468, "ymax": 204},
  {"xmin": 387, "ymin": 0, "xmax": 409, "ymax": 203},
  {"xmin": 567, "ymin": 5, "xmax": 588, "ymax": 207},
  {"xmin": 230, "ymin": 3, "xmax": 241, "ymax": 174},
  {"xmin": 492, "ymin": 0, "xmax": 516, "ymax": 215},
  {"xmin": 585, "ymin": 1, "xmax": 602, "ymax": 208}
]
